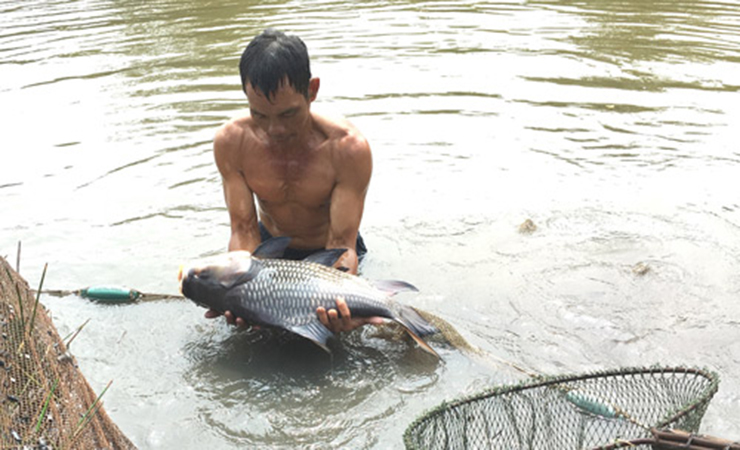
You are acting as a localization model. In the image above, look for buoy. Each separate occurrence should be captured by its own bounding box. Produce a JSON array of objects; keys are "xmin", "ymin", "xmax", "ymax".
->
[
  {"xmin": 565, "ymin": 390, "xmax": 618, "ymax": 418},
  {"xmin": 78, "ymin": 287, "xmax": 141, "ymax": 303}
]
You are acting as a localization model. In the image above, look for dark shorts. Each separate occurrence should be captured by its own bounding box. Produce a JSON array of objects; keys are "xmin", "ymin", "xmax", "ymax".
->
[{"xmin": 258, "ymin": 222, "xmax": 367, "ymax": 261}]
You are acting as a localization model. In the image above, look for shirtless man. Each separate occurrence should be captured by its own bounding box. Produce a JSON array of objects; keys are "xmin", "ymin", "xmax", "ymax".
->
[{"xmin": 206, "ymin": 29, "xmax": 380, "ymax": 333}]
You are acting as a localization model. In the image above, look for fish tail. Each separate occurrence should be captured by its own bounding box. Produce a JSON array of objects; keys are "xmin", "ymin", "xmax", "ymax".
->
[{"xmin": 394, "ymin": 305, "xmax": 440, "ymax": 358}]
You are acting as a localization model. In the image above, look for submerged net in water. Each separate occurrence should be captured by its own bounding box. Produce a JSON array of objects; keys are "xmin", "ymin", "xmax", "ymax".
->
[
  {"xmin": 404, "ymin": 366, "xmax": 719, "ymax": 450},
  {"xmin": 1, "ymin": 256, "xmax": 136, "ymax": 449}
]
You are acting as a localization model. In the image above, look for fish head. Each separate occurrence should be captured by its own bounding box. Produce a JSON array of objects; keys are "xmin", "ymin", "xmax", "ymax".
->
[{"xmin": 178, "ymin": 251, "xmax": 259, "ymax": 310}]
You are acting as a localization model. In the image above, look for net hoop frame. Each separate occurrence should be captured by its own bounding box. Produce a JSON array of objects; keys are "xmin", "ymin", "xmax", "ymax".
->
[{"xmin": 403, "ymin": 366, "xmax": 719, "ymax": 450}]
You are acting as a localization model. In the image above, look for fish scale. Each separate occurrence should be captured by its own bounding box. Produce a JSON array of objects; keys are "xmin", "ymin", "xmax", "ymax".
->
[{"xmin": 240, "ymin": 259, "xmax": 392, "ymax": 326}]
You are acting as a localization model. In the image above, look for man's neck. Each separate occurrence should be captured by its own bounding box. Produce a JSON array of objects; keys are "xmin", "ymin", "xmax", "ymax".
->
[{"xmin": 269, "ymin": 116, "xmax": 319, "ymax": 155}]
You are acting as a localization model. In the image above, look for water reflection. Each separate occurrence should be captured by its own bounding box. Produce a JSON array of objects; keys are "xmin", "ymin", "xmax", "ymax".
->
[
  {"xmin": 182, "ymin": 326, "xmax": 441, "ymax": 447},
  {"xmin": 2, "ymin": 0, "xmax": 740, "ymax": 447},
  {"xmin": 537, "ymin": 0, "xmax": 740, "ymax": 63}
]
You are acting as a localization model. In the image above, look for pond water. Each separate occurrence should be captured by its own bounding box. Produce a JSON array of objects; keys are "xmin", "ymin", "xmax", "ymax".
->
[{"xmin": 1, "ymin": 0, "xmax": 739, "ymax": 448}]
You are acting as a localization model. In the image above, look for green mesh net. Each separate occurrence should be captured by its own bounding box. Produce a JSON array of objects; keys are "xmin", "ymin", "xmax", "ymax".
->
[{"xmin": 404, "ymin": 367, "xmax": 719, "ymax": 450}]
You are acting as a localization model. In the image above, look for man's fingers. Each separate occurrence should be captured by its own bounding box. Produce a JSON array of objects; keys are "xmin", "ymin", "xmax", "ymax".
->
[
  {"xmin": 317, "ymin": 306, "xmax": 343, "ymax": 333},
  {"xmin": 316, "ymin": 298, "xmax": 380, "ymax": 334},
  {"xmin": 327, "ymin": 308, "xmax": 339, "ymax": 322},
  {"xmin": 317, "ymin": 307, "xmax": 329, "ymax": 327},
  {"xmin": 205, "ymin": 309, "xmax": 254, "ymax": 330},
  {"xmin": 327, "ymin": 308, "xmax": 343, "ymax": 333},
  {"xmin": 223, "ymin": 310, "xmax": 251, "ymax": 328},
  {"xmin": 224, "ymin": 310, "xmax": 233, "ymax": 325},
  {"xmin": 366, "ymin": 317, "xmax": 384, "ymax": 326},
  {"xmin": 335, "ymin": 297, "xmax": 352, "ymax": 329},
  {"xmin": 204, "ymin": 309, "xmax": 222, "ymax": 319}
]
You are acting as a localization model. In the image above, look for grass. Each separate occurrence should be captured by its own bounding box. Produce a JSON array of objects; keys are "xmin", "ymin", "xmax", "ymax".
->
[
  {"xmin": 35, "ymin": 378, "xmax": 59, "ymax": 433},
  {"xmin": 72, "ymin": 380, "xmax": 113, "ymax": 439},
  {"xmin": 6, "ymin": 264, "xmax": 26, "ymax": 327},
  {"xmin": 64, "ymin": 318, "xmax": 91, "ymax": 349},
  {"xmin": 28, "ymin": 262, "xmax": 48, "ymax": 337}
]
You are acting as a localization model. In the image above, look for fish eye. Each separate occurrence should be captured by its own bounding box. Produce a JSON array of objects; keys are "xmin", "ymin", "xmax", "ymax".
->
[{"xmin": 194, "ymin": 268, "xmax": 212, "ymax": 279}]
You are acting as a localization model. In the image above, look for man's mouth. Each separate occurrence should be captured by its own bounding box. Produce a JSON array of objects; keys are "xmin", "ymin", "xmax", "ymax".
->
[{"xmin": 268, "ymin": 133, "xmax": 293, "ymax": 143}]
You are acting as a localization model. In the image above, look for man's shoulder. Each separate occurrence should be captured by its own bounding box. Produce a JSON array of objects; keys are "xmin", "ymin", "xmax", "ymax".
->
[
  {"xmin": 314, "ymin": 113, "xmax": 370, "ymax": 156},
  {"xmin": 214, "ymin": 116, "xmax": 257, "ymax": 159},
  {"xmin": 314, "ymin": 115, "xmax": 371, "ymax": 181},
  {"xmin": 215, "ymin": 116, "xmax": 251, "ymax": 145}
]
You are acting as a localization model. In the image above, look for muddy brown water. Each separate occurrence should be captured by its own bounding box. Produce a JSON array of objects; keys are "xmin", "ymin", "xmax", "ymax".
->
[{"xmin": 1, "ymin": 0, "xmax": 739, "ymax": 447}]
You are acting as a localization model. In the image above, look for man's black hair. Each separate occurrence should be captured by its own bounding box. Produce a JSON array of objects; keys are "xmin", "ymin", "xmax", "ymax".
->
[{"xmin": 239, "ymin": 29, "xmax": 311, "ymax": 100}]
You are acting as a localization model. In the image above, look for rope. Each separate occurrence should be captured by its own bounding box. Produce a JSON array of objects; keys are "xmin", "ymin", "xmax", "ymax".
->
[{"xmin": 34, "ymin": 288, "xmax": 184, "ymax": 303}]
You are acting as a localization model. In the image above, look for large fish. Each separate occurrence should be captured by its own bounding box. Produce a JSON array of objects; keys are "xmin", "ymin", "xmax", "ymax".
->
[{"xmin": 179, "ymin": 237, "xmax": 439, "ymax": 357}]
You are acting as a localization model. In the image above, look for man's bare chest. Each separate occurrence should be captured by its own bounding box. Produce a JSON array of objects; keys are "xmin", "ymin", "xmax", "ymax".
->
[{"xmin": 245, "ymin": 154, "xmax": 335, "ymax": 207}]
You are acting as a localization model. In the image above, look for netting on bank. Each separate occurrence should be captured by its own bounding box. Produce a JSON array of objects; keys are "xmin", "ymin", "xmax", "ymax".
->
[
  {"xmin": 404, "ymin": 366, "xmax": 719, "ymax": 450},
  {"xmin": 1, "ymin": 256, "xmax": 136, "ymax": 449}
]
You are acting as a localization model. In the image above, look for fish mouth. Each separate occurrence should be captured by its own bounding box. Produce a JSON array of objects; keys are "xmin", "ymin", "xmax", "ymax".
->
[
  {"xmin": 178, "ymin": 264, "xmax": 199, "ymax": 295},
  {"xmin": 177, "ymin": 265, "xmax": 185, "ymax": 293}
]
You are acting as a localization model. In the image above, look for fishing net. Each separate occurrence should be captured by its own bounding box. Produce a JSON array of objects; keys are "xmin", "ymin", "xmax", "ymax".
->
[
  {"xmin": 404, "ymin": 366, "xmax": 719, "ymax": 450},
  {"xmin": 1, "ymin": 256, "xmax": 136, "ymax": 449}
]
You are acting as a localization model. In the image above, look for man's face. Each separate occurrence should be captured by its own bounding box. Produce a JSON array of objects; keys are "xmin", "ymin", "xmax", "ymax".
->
[{"xmin": 246, "ymin": 78, "xmax": 318, "ymax": 146}]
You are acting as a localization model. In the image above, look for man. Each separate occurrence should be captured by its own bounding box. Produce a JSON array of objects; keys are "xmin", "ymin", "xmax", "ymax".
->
[{"xmin": 206, "ymin": 28, "xmax": 380, "ymax": 333}]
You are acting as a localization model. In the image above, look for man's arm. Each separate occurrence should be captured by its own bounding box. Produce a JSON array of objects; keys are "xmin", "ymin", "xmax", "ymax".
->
[
  {"xmin": 213, "ymin": 123, "xmax": 261, "ymax": 253},
  {"xmin": 325, "ymin": 133, "xmax": 371, "ymax": 274},
  {"xmin": 210, "ymin": 123, "xmax": 260, "ymax": 327},
  {"xmin": 317, "ymin": 133, "xmax": 378, "ymax": 333}
]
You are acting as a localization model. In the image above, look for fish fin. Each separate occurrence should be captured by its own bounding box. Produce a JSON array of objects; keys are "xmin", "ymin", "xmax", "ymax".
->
[
  {"xmin": 394, "ymin": 305, "xmax": 440, "ymax": 358},
  {"xmin": 302, "ymin": 248, "xmax": 347, "ymax": 267},
  {"xmin": 289, "ymin": 321, "xmax": 335, "ymax": 353},
  {"xmin": 253, "ymin": 237, "xmax": 292, "ymax": 259},
  {"xmin": 371, "ymin": 280, "xmax": 419, "ymax": 295},
  {"xmin": 219, "ymin": 259, "xmax": 263, "ymax": 289},
  {"xmin": 398, "ymin": 306, "xmax": 439, "ymax": 337}
]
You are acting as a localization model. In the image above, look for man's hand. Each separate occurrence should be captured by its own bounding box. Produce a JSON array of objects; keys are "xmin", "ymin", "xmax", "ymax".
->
[
  {"xmin": 317, "ymin": 297, "xmax": 383, "ymax": 334},
  {"xmin": 205, "ymin": 309, "xmax": 252, "ymax": 329}
]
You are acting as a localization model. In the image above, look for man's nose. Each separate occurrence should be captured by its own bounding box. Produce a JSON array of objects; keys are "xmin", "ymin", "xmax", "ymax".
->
[{"xmin": 268, "ymin": 119, "xmax": 286, "ymax": 136}]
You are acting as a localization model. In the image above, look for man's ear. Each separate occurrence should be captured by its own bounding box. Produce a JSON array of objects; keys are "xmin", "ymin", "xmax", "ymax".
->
[{"xmin": 308, "ymin": 77, "xmax": 320, "ymax": 102}]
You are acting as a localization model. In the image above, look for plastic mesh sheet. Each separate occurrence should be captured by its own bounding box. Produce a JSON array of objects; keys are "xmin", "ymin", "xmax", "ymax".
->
[{"xmin": 1, "ymin": 256, "xmax": 136, "ymax": 449}]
